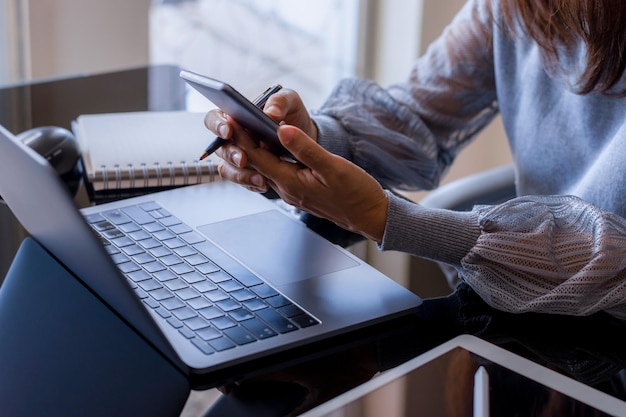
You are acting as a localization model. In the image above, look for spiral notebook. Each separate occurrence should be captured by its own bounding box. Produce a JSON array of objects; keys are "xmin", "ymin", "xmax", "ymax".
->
[{"xmin": 72, "ymin": 111, "xmax": 221, "ymax": 201}]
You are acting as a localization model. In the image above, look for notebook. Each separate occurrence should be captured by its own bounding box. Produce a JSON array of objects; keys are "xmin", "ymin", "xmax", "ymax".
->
[
  {"xmin": 72, "ymin": 111, "xmax": 221, "ymax": 201},
  {"xmin": 0, "ymin": 124, "xmax": 422, "ymax": 387}
]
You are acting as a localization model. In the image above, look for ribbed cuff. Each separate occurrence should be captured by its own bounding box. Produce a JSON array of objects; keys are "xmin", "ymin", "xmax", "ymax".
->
[{"xmin": 380, "ymin": 191, "xmax": 481, "ymax": 266}]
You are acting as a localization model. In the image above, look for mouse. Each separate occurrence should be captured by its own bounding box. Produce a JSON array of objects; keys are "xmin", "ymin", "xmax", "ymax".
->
[{"xmin": 16, "ymin": 126, "xmax": 83, "ymax": 196}]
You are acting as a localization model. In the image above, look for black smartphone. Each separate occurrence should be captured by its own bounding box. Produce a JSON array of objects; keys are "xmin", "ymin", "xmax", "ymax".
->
[{"xmin": 179, "ymin": 70, "xmax": 292, "ymax": 159}]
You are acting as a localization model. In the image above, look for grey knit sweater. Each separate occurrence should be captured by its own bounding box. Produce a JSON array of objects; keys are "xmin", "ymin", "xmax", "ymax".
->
[{"xmin": 312, "ymin": 0, "xmax": 626, "ymax": 319}]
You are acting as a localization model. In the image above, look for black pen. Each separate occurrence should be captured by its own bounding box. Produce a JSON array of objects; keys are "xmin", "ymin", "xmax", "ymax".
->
[{"xmin": 199, "ymin": 84, "xmax": 283, "ymax": 160}]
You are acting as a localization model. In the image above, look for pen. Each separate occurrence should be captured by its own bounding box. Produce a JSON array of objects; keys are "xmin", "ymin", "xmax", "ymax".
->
[{"xmin": 199, "ymin": 84, "xmax": 283, "ymax": 160}]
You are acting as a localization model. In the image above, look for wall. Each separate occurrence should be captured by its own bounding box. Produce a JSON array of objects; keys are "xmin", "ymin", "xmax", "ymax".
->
[{"xmin": 28, "ymin": 0, "xmax": 149, "ymax": 79}]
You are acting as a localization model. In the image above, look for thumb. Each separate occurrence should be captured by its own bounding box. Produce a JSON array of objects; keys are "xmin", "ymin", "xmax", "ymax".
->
[{"xmin": 278, "ymin": 125, "xmax": 333, "ymax": 173}]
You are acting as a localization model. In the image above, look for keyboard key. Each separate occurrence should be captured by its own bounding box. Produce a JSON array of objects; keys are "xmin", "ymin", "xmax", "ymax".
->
[
  {"xmin": 150, "ymin": 246, "xmax": 172, "ymax": 258},
  {"xmin": 205, "ymin": 289, "xmax": 229, "ymax": 302},
  {"xmin": 170, "ymin": 263, "xmax": 194, "ymax": 275},
  {"xmin": 224, "ymin": 326, "xmax": 256, "ymax": 345},
  {"xmin": 191, "ymin": 338, "xmax": 215, "ymax": 355},
  {"xmin": 196, "ymin": 262, "xmax": 220, "ymax": 274},
  {"xmin": 129, "ymin": 230, "xmax": 151, "ymax": 241},
  {"xmin": 249, "ymin": 283, "xmax": 279, "ymax": 299},
  {"xmin": 132, "ymin": 252, "xmax": 156, "ymax": 264},
  {"xmin": 167, "ymin": 317, "xmax": 183, "ymax": 329},
  {"xmin": 138, "ymin": 238, "xmax": 162, "ymax": 250},
  {"xmin": 103, "ymin": 229, "xmax": 125, "ymax": 239},
  {"xmin": 154, "ymin": 230, "xmax": 176, "ymax": 241},
  {"xmin": 181, "ymin": 271, "xmax": 205, "ymax": 284},
  {"xmin": 144, "ymin": 222, "xmax": 165, "ymax": 233},
  {"xmin": 161, "ymin": 297, "xmax": 186, "ymax": 311},
  {"xmin": 143, "ymin": 297, "xmax": 159, "ymax": 309},
  {"xmin": 198, "ymin": 306, "xmax": 224, "ymax": 320},
  {"xmin": 211, "ymin": 316, "xmax": 236, "ymax": 330},
  {"xmin": 291, "ymin": 314, "xmax": 319, "ymax": 328},
  {"xmin": 266, "ymin": 295, "xmax": 291, "ymax": 308},
  {"xmin": 175, "ymin": 287, "xmax": 200, "ymax": 301},
  {"xmin": 103, "ymin": 209, "xmax": 131, "ymax": 225},
  {"xmin": 183, "ymin": 316, "xmax": 210, "ymax": 331},
  {"xmin": 242, "ymin": 299, "xmax": 268, "ymax": 311},
  {"xmin": 150, "ymin": 288, "xmax": 174, "ymax": 301},
  {"xmin": 219, "ymin": 280, "xmax": 243, "ymax": 293},
  {"xmin": 160, "ymin": 254, "xmax": 183, "ymax": 266},
  {"xmin": 178, "ymin": 327, "xmax": 195, "ymax": 339},
  {"xmin": 180, "ymin": 231, "xmax": 205, "ymax": 244},
  {"xmin": 111, "ymin": 236, "xmax": 134, "ymax": 247},
  {"xmin": 163, "ymin": 278, "xmax": 188, "ymax": 291},
  {"xmin": 118, "ymin": 261, "xmax": 141, "ymax": 274},
  {"xmin": 216, "ymin": 299, "xmax": 240, "ymax": 312},
  {"xmin": 170, "ymin": 224, "xmax": 192, "ymax": 234},
  {"xmin": 118, "ymin": 222, "xmax": 141, "ymax": 234},
  {"xmin": 121, "ymin": 205, "xmax": 155, "ymax": 224},
  {"xmin": 241, "ymin": 318, "xmax": 278, "ymax": 340},
  {"xmin": 121, "ymin": 244, "xmax": 145, "ymax": 256},
  {"xmin": 192, "ymin": 280, "xmax": 217, "ymax": 293},
  {"xmin": 206, "ymin": 270, "xmax": 232, "ymax": 283},
  {"xmin": 229, "ymin": 308, "xmax": 255, "ymax": 322},
  {"xmin": 153, "ymin": 268, "xmax": 177, "ymax": 282},
  {"xmin": 138, "ymin": 278, "xmax": 162, "ymax": 292},
  {"xmin": 144, "ymin": 261, "xmax": 166, "ymax": 273},
  {"xmin": 256, "ymin": 309, "xmax": 297, "ymax": 333},
  {"xmin": 209, "ymin": 337, "xmax": 236, "ymax": 351},
  {"xmin": 277, "ymin": 304, "xmax": 306, "ymax": 318},
  {"xmin": 188, "ymin": 297, "xmax": 212, "ymax": 310},
  {"xmin": 155, "ymin": 307, "xmax": 171, "ymax": 319},
  {"xmin": 185, "ymin": 254, "xmax": 209, "ymax": 266},
  {"xmin": 231, "ymin": 289, "xmax": 255, "ymax": 302},
  {"xmin": 172, "ymin": 306, "xmax": 197, "ymax": 321},
  {"xmin": 196, "ymin": 326, "xmax": 221, "ymax": 341},
  {"xmin": 163, "ymin": 238, "xmax": 186, "ymax": 249},
  {"xmin": 174, "ymin": 246, "xmax": 197, "ymax": 257}
]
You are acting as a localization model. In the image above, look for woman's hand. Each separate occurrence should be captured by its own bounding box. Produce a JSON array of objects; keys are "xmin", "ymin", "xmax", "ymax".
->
[
  {"xmin": 204, "ymin": 89, "xmax": 317, "ymax": 193},
  {"xmin": 232, "ymin": 122, "xmax": 389, "ymax": 243}
]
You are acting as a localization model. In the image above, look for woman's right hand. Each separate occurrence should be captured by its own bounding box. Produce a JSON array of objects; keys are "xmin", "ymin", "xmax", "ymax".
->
[{"xmin": 204, "ymin": 89, "xmax": 317, "ymax": 192}]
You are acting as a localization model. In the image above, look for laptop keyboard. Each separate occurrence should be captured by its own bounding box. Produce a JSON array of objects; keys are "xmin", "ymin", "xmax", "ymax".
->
[{"xmin": 85, "ymin": 201, "xmax": 319, "ymax": 355}]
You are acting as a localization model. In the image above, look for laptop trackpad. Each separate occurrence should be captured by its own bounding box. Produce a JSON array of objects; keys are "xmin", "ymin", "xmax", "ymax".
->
[{"xmin": 197, "ymin": 210, "xmax": 358, "ymax": 286}]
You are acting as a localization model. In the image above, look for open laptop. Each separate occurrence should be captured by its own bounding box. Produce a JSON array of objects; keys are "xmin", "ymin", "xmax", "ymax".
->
[{"xmin": 0, "ymin": 124, "xmax": 422, "ymax": 387}]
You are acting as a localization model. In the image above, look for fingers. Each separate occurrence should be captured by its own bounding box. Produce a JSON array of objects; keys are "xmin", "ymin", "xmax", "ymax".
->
[
  {"xmin": 218, "ymin": 159, "xmax": 269, "ymax": 193},
  {"xmin": 204, "ymin": 109, "xmax": 232, "ymax": 139},
  {"xmin": 276, "ymin": 125, "xmax": 334, "ymax": 176}
]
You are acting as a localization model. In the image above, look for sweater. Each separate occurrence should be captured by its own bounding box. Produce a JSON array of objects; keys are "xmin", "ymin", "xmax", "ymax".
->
[{"xmin": 312, "ymin": 0, "xmax": 626, "ymax": 319}]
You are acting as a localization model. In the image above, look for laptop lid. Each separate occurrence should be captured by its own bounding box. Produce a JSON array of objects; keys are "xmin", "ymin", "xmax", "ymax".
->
[{"xmin": 0, "ymin": 123, "xmax": 422, "ymax": 385}]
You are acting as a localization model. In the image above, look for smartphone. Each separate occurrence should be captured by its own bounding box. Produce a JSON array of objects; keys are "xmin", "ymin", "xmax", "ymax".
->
[{"xmin": 179, "ymin": 70, "xmax": 292, "ymax": 159}]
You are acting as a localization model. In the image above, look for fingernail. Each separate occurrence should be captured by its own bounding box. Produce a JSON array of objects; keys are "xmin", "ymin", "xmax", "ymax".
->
[
  {"xmin": 218, "ymin": 123, "xmax": 230, "ymax": 138},
  {"xmin": 251, "ymin": 174, "xmax": 264, "ymax": 187},
  {"xmin": 265, "ymin": 105, "xmax": 280, "ymax": 118},
  {"xmin": 231, "ymin": 151, "xmax": 242, "ymax": 167}
]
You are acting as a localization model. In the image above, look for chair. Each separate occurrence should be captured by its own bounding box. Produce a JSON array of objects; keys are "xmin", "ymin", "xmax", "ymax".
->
[{"xmin": 418, "ymin": 163, "xmax": 517, "ymax": 288}]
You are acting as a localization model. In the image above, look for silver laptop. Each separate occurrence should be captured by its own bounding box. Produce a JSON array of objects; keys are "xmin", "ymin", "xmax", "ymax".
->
[{"xmin": 0, "ymin": 124, "xmax": 422, "ymax": 386}]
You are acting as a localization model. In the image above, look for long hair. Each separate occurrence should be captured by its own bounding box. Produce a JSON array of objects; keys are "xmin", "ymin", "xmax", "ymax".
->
[{"xmin": 501, "ymin": 0, "xmax": 626, "ymax": 95}]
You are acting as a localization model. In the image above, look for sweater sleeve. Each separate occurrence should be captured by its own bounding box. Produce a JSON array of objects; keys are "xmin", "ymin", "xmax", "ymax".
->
[
  {"xmin": 380, "ymin": 193, "xmax": 626, "ymax": 320},
  {"xmin": 312, "ymin": 0, "xmax": 499, "ymax": 191}
]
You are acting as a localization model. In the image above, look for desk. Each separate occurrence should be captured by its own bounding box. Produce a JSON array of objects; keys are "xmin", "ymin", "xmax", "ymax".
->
[{"xmin": 1, "ymin": 67, "xmax": 626, "ymax": 417}]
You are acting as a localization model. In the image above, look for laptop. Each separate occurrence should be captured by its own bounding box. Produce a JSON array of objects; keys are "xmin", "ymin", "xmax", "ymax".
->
[{"xmin": 0, "ymin": 124, "xmax": 422, "ymax": 387}]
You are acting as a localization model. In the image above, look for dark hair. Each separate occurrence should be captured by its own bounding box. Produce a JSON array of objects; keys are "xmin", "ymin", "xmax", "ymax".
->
[{"xmin": 501, "ymin": 0, "xmax": 626, "ymax": 95}]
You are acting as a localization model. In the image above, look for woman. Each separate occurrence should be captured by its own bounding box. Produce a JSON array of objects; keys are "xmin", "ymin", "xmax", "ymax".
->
[{"xmin": 206, "ymin": 0, "xmax": 626, "ymax": 319}]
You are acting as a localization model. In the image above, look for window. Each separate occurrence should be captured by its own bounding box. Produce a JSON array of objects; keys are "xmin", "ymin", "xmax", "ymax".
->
[
  {"xmin": 149, "ymin": 0, "xmax": 362, "ymax": 110},
  {"xmin": 0, "ymin": 0, "xmax": 29, "ymax": 84}
]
